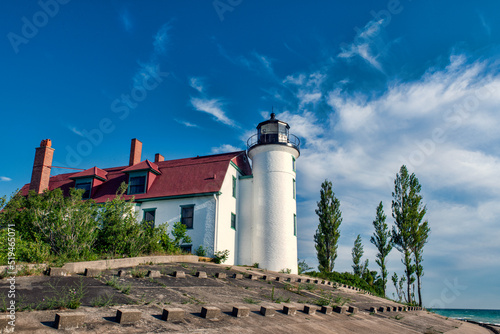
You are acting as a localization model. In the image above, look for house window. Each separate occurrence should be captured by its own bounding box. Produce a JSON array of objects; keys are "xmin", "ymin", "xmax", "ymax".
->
[
  {"xmin": 293, "ymin": 179, "xmax": 296, "ymax": 199},
  {"xmin": 231, "ymin": 213, "xmax": 236, "ymax": 230},
  {"xmin": 232, "ymin": 176, "xmax": 236, "ymax": 198},
  {"xmin": 129, "ymin": 174, "xmax": 146, "ymax": 194},
  {"xmin": 143, "ymin": 209, "xmax": 156, "ymax": 228},
  {"xmin": 181, "ymin": 205, "xmax": 194, "ymax": 229},
  {"xmin": 294, "ymin": 214, "xmax": 297, "ymax": 236},
  {"xmin": 75, "ymin": 180, "xmax": 92, "ymax": 199},
  {"xmin": 180, "ymin": 244, "xmax": 192, "ymax": 253},
  {"xmin": 292, "ymin": 156, "xmax": 296, "ymax": 172}
]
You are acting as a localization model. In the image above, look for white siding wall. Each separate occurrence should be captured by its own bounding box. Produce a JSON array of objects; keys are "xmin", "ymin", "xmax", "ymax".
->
[
  {"xmin": 214, "ymin": 164, "xmax": 239, "ymax": 265},
  {"xmin": 236, "ymin": 176, "xmax": 254, "ymax": 265},
  {"xmin": 137, "ymin": 196, "xmax": 216, "ymax": 256}
]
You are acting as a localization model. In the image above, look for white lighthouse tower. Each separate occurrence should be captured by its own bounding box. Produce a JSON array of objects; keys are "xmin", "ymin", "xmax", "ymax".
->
[{"xmin": 245, "ymin": 113, "xmax": 300, "ymax": 274}]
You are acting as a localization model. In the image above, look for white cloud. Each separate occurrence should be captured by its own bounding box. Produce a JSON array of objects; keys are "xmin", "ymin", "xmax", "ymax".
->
[
  {"xmin": 0, "ymin": 176, "xmax": 12, "ymax": 182},
  {"xmin": 153, "ymin": 23, "xmax": 171, "ymax": 55},
  {"xmin": 190, "ymin": 97, "xmax": 236, "ymax": 127},
  {"xmin": 174, "ymin": 119, "xmax": 199, "ymax": 128},
  {"xmin": 338, "ymin": 19, "xmax": 386, "ymax": 72},
  {"xmin": 130, "ymin": 23, "xmax": 172, "ymax": 90},
  {"xmin": 189, "ymin": 77, "xmax": 204, "ymax": 93},
  {"xmin": 211, "ymin": 144, "xmax": 241, "ymax": 154},
  {"xmin": 270, "ymin": 54, "xmax": 500, "ymax": 297},
  {"xmin": 68, "ymin": 125, "xmax": 83, "ymax": 137}
]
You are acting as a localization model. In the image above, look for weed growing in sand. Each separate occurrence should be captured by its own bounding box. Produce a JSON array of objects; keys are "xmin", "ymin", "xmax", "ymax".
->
[
  {"xmin": 130, "ymin": 268, "xmax": 148, "ymax": 278},
  {"xmin": 105, "ymin": 277, "xmax": 131, "ymax": 294},
  {"xmin": 91, "ymin": 292, "xmax": 116, "ymax": 307},
  {"xmin": 243, "ymin": 297, "xmax": 259, "ymax": 304},
  {"xmin": 37, "ymin": 277, "xmax": 87, "ymax": 310}
]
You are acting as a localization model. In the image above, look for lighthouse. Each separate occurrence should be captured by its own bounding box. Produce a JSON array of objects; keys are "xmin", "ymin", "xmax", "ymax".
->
[{"xmin": 245, "ymin": 113, "xmax": 300, "ymax": 274}]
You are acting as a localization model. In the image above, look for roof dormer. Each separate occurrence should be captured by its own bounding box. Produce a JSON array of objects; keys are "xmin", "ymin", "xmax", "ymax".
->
[
  {"xmin": 122, "ymin": 160, "xmax": 161, "ymax": 195},
  {"xmin": 70, "ymin": 166, "xmax": 108, "ymax": 199}
]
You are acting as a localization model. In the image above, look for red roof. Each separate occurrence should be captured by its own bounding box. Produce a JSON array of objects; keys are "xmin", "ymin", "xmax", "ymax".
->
[
  {"xmin": 20, "ymin": 151, "xmax": 252, "ymax": 203},
  {"xmin": 122, "ymin": 160, "xmax": 161, "ymax": 175},
  {"xmin": 70, "ymin": 166, "xmax": 108, "ymax": 181}
]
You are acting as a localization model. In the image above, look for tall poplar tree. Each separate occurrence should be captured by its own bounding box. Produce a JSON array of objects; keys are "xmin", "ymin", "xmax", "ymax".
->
[
  {"xmin": 392, "ymin": 165, "xmax": 429, "ymax": 305},
  {"xmin": 408, "ymin": 181, "xmax": 430, "ymax": 307},
  {"xmin": 351, "ymin": 234, "xmax": 364, "ymax": 277},
  {"xmin": 314, "ymin": 180, "xmax": 342, "ymax": 273},
  {"xmin": 370, "ymin": 201, "xmax": 392, "ymax": 297},
  {"xmin": 391, "ymin": 165, "xmax": 416, "ymax": 304}
]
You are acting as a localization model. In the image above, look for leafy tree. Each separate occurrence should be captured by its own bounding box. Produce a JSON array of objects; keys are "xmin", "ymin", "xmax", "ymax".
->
[
  {"xmin": 408, "ymin": 189, "xmax": 430, "ymax": 307},
  {"xmin": 314, "ymin": 180, "xmax": 342, "ymax": 273},
  {"xmin": 351, "ymin": 234, "xmax": 364, "ymax": 277},
  {"xmin": 298, "ymin": 259, "xmax": 313, "ymax": 274},
  {"xmin": 370, "ymin": 201, "xmax": 392, "ymax": 297},
  {"xmin": 392, "ymin": 165, "xmax": 417, "ymax": 304},
  {"xmin": 25, "ymin": 188, "xmax": 100, "ymax": 260},
  {"xmin": 171, "ymin": 222, "xmax": 192, "ymax": 248},
  {"xmin": 392, "ymin": 272, "xmax": 407, "ymax": 303}
]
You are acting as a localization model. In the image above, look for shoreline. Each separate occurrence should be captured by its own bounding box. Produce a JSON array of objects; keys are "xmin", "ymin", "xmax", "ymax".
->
[{"xmin": 461, "ymin": 320, "xmax": 500, "ymax": 334}]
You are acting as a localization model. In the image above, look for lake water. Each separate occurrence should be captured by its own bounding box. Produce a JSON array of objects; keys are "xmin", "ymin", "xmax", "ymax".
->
[{"xmin": 430, "ymin": 308, "xmax": 500, "ymax": 326}]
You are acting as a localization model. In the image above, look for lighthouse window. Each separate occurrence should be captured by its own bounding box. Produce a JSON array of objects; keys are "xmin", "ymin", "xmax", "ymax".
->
[
  {"xmin": 231, "ymin": 212, "xmax": 236, "ymax": 230},
  {"xmin": 293, "ymin": 179, "xmax": 296, "ymax": 199},
  {"xmin": 292, "ymin": 156, "xmax": 296, "ymax": 172},
  {"xmin": 294, "ymin": 214, "xmax": 297, "ymax": 236},
  {"xmin": 181, "ymin": 205, "xmax": 194, "ymax": 229}
]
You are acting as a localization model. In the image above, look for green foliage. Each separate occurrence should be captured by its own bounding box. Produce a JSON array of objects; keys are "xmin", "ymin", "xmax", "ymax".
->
[
  {"xmin": 392, "ymin": 165, "xmax": 430, "ymax": 306},
  {"xmin": 213, "ymin": 249, "xmax": 230, "ymax": 264},
  {"xmin": 351, "ymin": 234, "xmax": 364, "ymax": 277},
  {"xmin": 370, "ymin": 201, "xmax": 392, "ymax": 297},
  {"xmin": 171, "ymin": 222, "xmax": 192, "ymax": 248},
  {"xmin": 195, "ymin": 245, "xmax": 206, "ymax": 257},
  {"xmin": 0, "ymin": 184, "xmax": 194, "ymax": 265},
  {"xmin": 314, "ymin": 180, "xmax": 342, "ymax": 273},
  {"xmin": 308, "ymin": 270, "xmax": 384, "ymax": 296},
  {"xmin": 297, "ymin": 259, "xmax": 312, "ymax": 274}
]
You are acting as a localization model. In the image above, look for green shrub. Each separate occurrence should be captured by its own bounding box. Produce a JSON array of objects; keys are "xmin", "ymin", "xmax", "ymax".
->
[
  {"xmin": 195, "ymin": 245, "xmax": 206, "ymax": 257},
  {"xmin": 213, "ymin": 249, "xmax": 230, "ymax": 264}
]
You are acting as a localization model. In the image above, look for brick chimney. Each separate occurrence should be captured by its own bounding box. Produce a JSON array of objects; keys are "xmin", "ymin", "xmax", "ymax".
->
[
  {"xmin": 29, "ymin": 139, "xmax": 54, "ymax": 194},
  {"xmin": 129, "ymin": 138, "xmax": 142, "ymax": 166},
  {"xmin": 155, "ymin": 153, "xmax": 164, "ymax": 162}
]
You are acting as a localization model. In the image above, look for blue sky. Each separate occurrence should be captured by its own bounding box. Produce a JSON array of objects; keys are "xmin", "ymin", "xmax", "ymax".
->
[{"xmin": 1, "ymin": 0, "xmax": 500, "ymax": 309}]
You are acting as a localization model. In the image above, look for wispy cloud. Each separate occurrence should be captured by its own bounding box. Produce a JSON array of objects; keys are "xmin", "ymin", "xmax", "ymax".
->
[
  {"xmin": 153, "ymin": 23, "xmax": 171, "ymax": 55},
  {"xmin": 190, "ymin": 97, "xmax": 236, "ymax": 127},
  {"xmin": 131, "ymin": 22, "xmax": 172, "ymax": 90},
  {"xmin": 119, "ymin": 8, "xmax": 133, "ymax": 32},
  {"xmin": 211, "ymin": 144, "xmax": 241, "ymax": 154},
  {"xmin": 0, "ymin": 176, "xmax": 12, "ymax": 182},
  {"xmin": 338, "ymin": 19, "xmax": 386, "ymax": 72},
  {"xmin": 217, "ymin": 44, "xmax": 276, "ymax": 77},
  {"xmin": 477, "ymin": 11, "xmax": 491, "ymax": 36},
  {"xmin": 175, "ymin": 119, "xmax": 199, "ymax": 128},
  {"xmin": 68, "ymin": 125, "xmax": 83, "ymax": 137},
  {"xmin": 189, "ymin": 77, "xmax": 204, "ymax": 93}
]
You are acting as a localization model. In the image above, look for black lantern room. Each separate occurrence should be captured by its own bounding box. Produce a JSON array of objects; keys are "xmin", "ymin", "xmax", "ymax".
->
[{"xmin": 247, "ymin": 113, "xmax": 300, "ymax": 153}]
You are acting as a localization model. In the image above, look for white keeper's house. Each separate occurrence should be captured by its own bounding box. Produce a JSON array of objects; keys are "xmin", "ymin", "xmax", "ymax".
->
[{"xmin": 21, "ymin": 114, "xmax": 301, "ymax": 273}]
